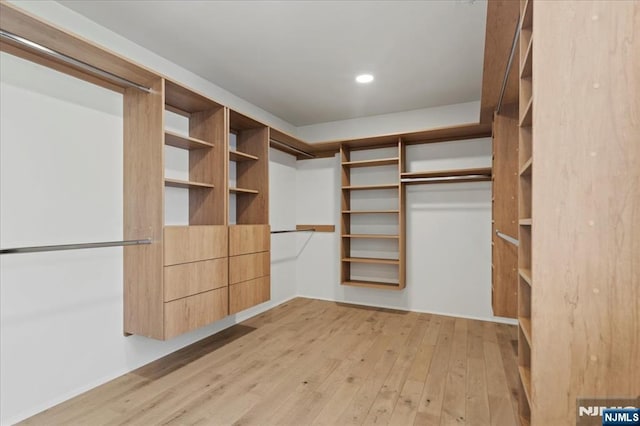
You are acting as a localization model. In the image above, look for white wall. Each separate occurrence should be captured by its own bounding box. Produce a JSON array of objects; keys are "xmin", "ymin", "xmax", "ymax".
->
[
  {"xmin": 296, "ymin": 101, "xmax": 480, "ymax": 143},
  {"xmin": 0, "ymin": 53, "xmax": 298, "ymax": 425},
  {"xmin": 295, "ymin": 138, "xmax": 514, "ymax": 324}
]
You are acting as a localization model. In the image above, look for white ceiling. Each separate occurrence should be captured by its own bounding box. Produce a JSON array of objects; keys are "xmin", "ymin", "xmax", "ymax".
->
[{"xmin": 59, "ymin": 0, "xmax": 487, "ymax": 127}]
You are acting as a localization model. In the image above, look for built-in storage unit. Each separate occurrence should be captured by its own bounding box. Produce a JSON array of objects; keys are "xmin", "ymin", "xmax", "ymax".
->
[
  {"xmin": 340, "ymin": 143, "xmax": 404, "ymax": 289},
  {"xmin": 517, "ymin": 0, "xmax": 533, "ymax": 422}
]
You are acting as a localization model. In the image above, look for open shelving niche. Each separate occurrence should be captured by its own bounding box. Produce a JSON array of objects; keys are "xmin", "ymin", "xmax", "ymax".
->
[
  {"xmin": 340, "ymin": 142, "xmax": 404, "ymax": 290},
  {"xmin": 517, "ymin": 0, "xmax": 533, "ymax": 423}
]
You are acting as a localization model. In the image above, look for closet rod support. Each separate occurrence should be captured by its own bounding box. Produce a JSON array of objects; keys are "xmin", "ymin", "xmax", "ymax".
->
[
  {"xmin": 0, "ymin": 239, "xmax": 152, "ymax": 255},
  {"xmin": 271, "ymin": 229, "xmax": 315, "ymax": 234},
  {"xmin": 0, "ymin": 30, "xmax": 151, "ymax": 93},
  {"xmin": 495, "ymin": 230, "xmax": 519, "ymax": 247},
  {"xmin": 269, "ymin": 139, "xmax": 315, "ymax": 159}
]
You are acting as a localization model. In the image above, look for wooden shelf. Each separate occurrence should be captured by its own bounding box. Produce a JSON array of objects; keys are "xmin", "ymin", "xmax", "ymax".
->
[
  {"xmin": 342, "ymin": 234, "xmax": 399, "ymax": 239},
  {"xmin": 342, "ymin": 280, "xmax": 402, "ymax": 290},
  {"xmin": 342, "ymin": 210, "xmax": 400, "ymax": 215},
  {"xmin": 519, "ymin": 218, "xmax": 532, "ymax": 226},
  {"xmin": 401, "ymin": 167, "xmax": 492, "ymax": 180},
  {"xmin": 229, "ymin": 187, "xmax": 259, "ymax": 194},
  {"xmin": 520, "ymin": 97, "xmax": 533, "ymax": 127},
  {"xmin": 518, "ymin": 366, "xmax": 532, "ymax": 407},
  {"xmin": 164, "ymin": 178, "xmax": 214, "ymax": 189},
  {"xmin": 341, "ymin": 157, "xmax": 399, "ymax": 168},
  {"xmin": 520, "ymin": 157, "xmax": 533, "ymax": 176},
  {"xmin": 342, "ymin": 184, "xmax": 399, "ymax": 191},
  {"xmin": 519, "ymin": 317, "xmax": 532, "ymax": 347},
  {"xmin": 520, "ymin": 36, "xmax": 533, "ymax": 79},
  {"xmin": 164, "ymin": 130, "xmax": 213, "ymax": 150},
  {"xmin": 229, "ymin": 150, "xmax": 259, "ymax": 162},
  {"xmin": 519, "ymin": 268, "xmax": 532, "ymax": 286},
  {"xmin": 342, "ymin": 257, "xmax": 400, "ymax": 265}
]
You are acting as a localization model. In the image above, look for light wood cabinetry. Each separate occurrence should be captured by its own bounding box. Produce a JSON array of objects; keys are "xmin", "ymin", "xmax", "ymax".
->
[
  {"xmin": 516, "ymin": 1, "xmax": 640, "ymax": 424},
  {"xmin": 340, "ymin": 143, "xmax": 404, "ymax": 290}
]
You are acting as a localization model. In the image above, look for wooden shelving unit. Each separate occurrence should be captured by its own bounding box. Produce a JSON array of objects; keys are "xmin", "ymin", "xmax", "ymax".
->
[
  {"xmin": 165, "ymin": 130, "xmax": 214, "ymax": 150},
  {"xmin": 518, "ymin": 0, "xmax": 534, "ymax": 422},
  {"xmin": 229, "ymin": 150, "xmax": 258, "ymax": 162},
  {"xmin": 340, "ymin": 143, "xmax": 404, "ymax": 289}
]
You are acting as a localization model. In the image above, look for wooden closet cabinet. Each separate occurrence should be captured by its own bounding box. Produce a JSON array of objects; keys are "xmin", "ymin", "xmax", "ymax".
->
[{"xmin": 124, "ymin": 79, "xmax": 272, "ymax": 340}]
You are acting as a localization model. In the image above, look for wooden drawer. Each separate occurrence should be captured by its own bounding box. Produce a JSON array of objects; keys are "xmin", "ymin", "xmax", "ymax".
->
[
  {"xmin": 164, "ymin": 225, "xmax": 227, "ymax": 265},
  {"xmin": 164, "ymin": 287, "xmax": 228, "ymax": 339},
  {"xmin": 229, "ymin": 251, "xmax": 270, "ymax": 285},
  {"xmin": 164, "ymin": 258, "xmax": 228, "ymax": 302},
  {"xmin": 229, "ymin": 276, "xmax": 270, "ymax": 314},
  {"xmin": 229, "ymin": 224, "xmax": 270, "ymax": 256}
]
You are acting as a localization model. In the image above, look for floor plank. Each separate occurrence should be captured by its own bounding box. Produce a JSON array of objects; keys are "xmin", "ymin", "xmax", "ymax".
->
[{"xmin": 20, "ymin": 298, "xmax": 519, "ymax": 426}]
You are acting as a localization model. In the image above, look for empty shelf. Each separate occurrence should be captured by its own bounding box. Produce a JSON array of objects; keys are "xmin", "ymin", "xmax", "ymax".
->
[
  {"xmin": 520, "ymin": 98, "xmax": 533, "ymax": 127},
  {"xmin": 519, "ymin": 366, "xmax": 532, "ymax": 407},
  {"xmin": 520, "ymin": 158, "xmax": 533, "ymax": 176},
  {"xmin": 342, "ymin": 280, "xmax": 402, "ymax": 290},
  {"xmin": 342, "ymin": 184, "xmax": 398, "ymax": 190},
  {"xmin": 342, "ymin": 210, "xmax": 400, "ymax": 214},
  {"xmin": 341, "ymin": 157, "xmax": 399, "ymax": 168},
  {"xmin": 342, "ymin": 234, "xmax": 399, "ymax": 239},
  {"xmin": 519, "ymin": 218, "xmax": 532, "ymax": 226},
  {"xmin": 229, "ymin": 150, "xmax": 259, "ymax": 162},
  {"xmin": 519, "ymin": 317, "xmax": 532, "ymax": 347},
  {"xmin": 342, "ymin": 257, "xmax": 399, "ymax": 265},
  {"xmin": 401, "ymin": 167, "xmax": 492, "ymax": 180},
  {"xmin": 229, "ymin": 187, "xmax": 259, "ymax": 194},
  {"xmin": 519, "ymin": 268, "xmax": 532, "ymax": 286},
  {"xmin": 164, "ymin": 130, "xmax": 213, "ymax": 150},
  {"xmin": 164, "ymin": 178, "xmax": 214, "ymax": 189}
]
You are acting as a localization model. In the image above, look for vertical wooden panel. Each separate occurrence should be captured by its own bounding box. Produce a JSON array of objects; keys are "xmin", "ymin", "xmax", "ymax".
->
[
  {"xmin": 123, "ymin": 78, "xmax": 165, "ymax": 339},
  {"xmin": 236, "ymin": 126, "xmax": 269, "ymax": 224},
  {"xmin": 398, "ymin": 138, "xmax": 406, "ymax": 289},
  {"xmin": 492, "ymin": 104, "xmax": 519, "ymax": 318},
  {"xmin": 532, "ymin": 1, "xmax": 640, "ymax": 424},
  {"xmin": 340, "ymin": 146, "xmax": 351, "ymax": 284},
  {"xmin": 189, "ymin": 107, "xmax": 228, "ymax": 225}
]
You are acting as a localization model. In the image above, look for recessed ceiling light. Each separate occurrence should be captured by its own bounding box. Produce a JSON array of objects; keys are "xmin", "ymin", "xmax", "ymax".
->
[{"xmin": 356, "ymin": 74, "xmax": 374, "ymax": 84}]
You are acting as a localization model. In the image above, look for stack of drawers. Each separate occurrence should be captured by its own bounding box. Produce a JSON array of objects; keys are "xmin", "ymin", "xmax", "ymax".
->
[
  {"xmin": 163, "ymin": 226, "xmax": 229, "ymax": 339},
  {"xmin": 228, "ymin": 225, "xmax": 271, "ymax": 314}
]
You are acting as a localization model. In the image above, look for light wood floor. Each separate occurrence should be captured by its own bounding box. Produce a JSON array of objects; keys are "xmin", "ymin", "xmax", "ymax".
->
[{"xmin": 22, "ymin": 298, "xmax": 520, "ymax": 426}]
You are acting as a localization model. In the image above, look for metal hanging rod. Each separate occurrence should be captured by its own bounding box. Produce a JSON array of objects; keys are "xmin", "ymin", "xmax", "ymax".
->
[
  {"xmin": 0, "ymin": 238, "xmax": 152, "ymax": 255},
  {"xmin": 401, "ymin": 174, "xmax": 491, "ymax": 184},
  {"xmin": 495, "ymin": 230, "xmax": 519, "ymax": 247},
  {"xmin": 271, "ymin": 228, "xmax": 315, "ymax": 234},
  {"xmin": 496, "ymin": 15, "xmax": 521, "ymax": 114},
  {"xmin": 270, "ymin": 139, "xmax": 315, "ymax": 159},
  {"xmin": 0, "ymin": 29, "xmax": 151, "ymax": 93}
]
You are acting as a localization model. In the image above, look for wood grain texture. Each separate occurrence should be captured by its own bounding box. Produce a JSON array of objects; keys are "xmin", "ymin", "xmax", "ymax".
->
[
  {"xmin": 312, "ymin": 123, "xmax": 492, "ymax": 157},
  {"xmin": 228, "ymin": 276, "xmax": 271, "ymax": 314},
  {"xmin": 492, "ymin": 104, "xmax": 519, "ymax": 319},
  {"xmin": 269, "ymin": 127, "xmax": 316, "ymax": 160},
  {"xmin": 19, "ymin": 299, "xmax": 519, "ymax": 425},
  {"xmin": 163, "ymin": 258, "xmax": 228, "ymax": 302},
  {"xmin": 163, "ymin": 225, "xmax": 228, "ymax": 266},
  {"xmin": 229, "ymin": 251, "xmax": 270, "ymax": 285},
  {"xmin": 479, "ymin": 0, "xmax": 521, "ymax": 123},
  {"xmin": 163, "ymin": 287, "xmax": 228, "ymax": 340},
  {"xmin": 228, "ymin": 225, "xmax": 270, "ymax": 256},
  {"xmin": 164, "ymin": 79, "xmax": 221, "ymax": 114},
  {"xmin": 296, "ymin": 225, "xmax": 335, "ymax": 233},
  {"xmin": 0, "ymin": 2, "xmax": 157, "ymax": 88},
  {"xmin": 531, "ymin": 1, "xmax": 640, "ymax": 424},
  {"xmin": 123, "ymin": 78, "xmax": 165, "ymax": 339},
  {"xmin": 189, "ymin": 106, "xmax": 228, "ymax": 225},
  {"xmin": 236, "ymin": 126, "xmax": 269, "ymax": 224}
]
